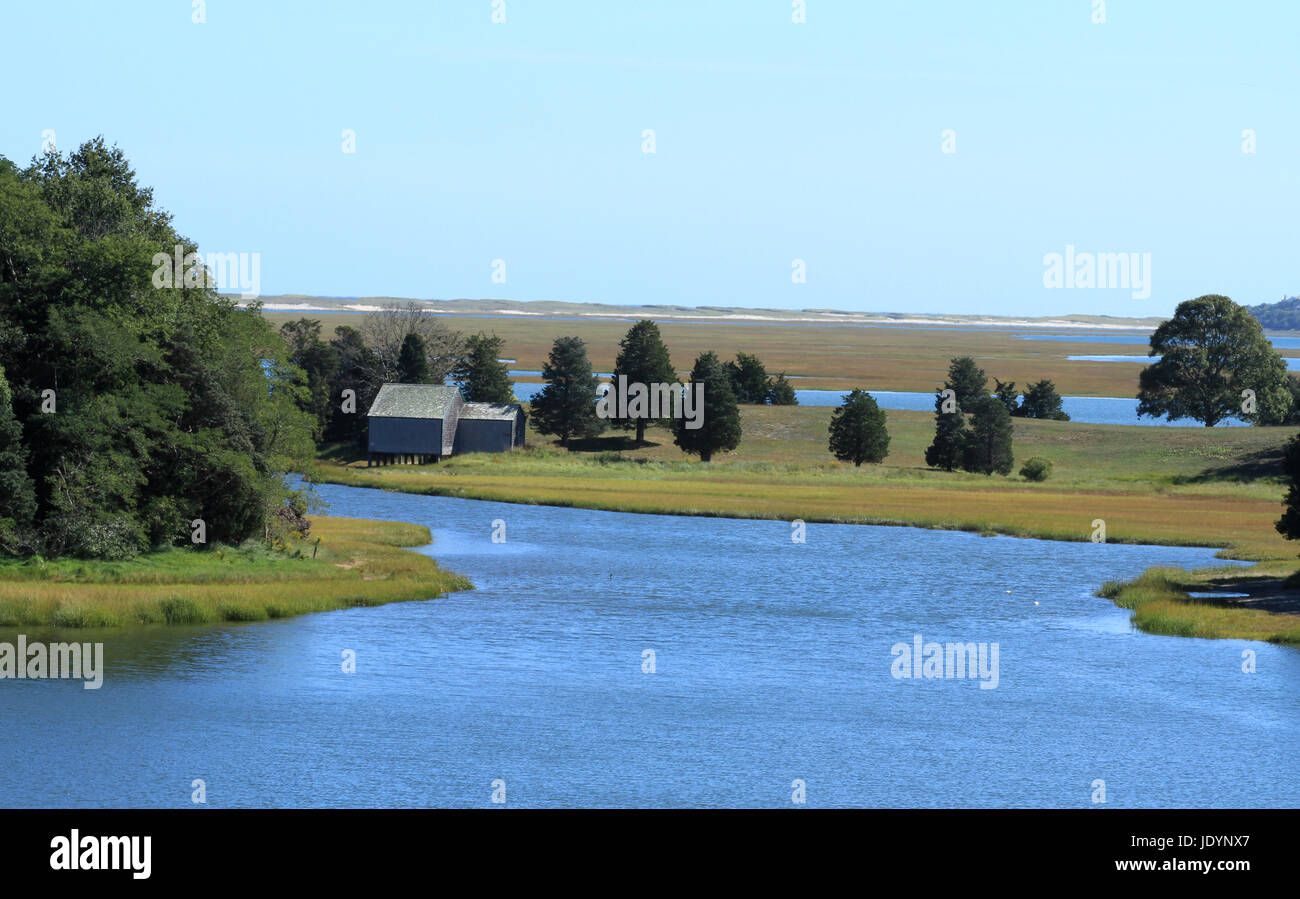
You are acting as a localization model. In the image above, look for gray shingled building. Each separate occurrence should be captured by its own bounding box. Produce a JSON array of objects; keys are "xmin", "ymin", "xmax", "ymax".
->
[{"xmin": 366, "ymin": 384, "xmax": 525, "ymax": 464}]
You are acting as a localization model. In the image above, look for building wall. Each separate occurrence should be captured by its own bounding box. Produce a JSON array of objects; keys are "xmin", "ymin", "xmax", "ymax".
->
[
  {"xmin": 453, "ymin": 419, "xmax": 514, "ymax": 454},
  {"xmin": 369, "ymin": 417, "xmax": 443, "ymax": 455}
]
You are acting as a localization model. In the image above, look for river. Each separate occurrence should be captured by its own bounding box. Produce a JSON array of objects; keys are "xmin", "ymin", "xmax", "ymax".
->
[{"xmin": 1, "ymin": 483, "xmax": 1295, "ymax": 808}]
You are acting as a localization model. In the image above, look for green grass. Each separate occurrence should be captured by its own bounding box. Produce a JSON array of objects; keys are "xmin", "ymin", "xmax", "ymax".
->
[
  {"xmin": 318, "ymin": 404, "xmax": 1300, "ymax": 646},
  {"xmin": 0, "ymin": 516, "xmax": 472, "ymax": 628},
  {"xmin": 1097, "ymin": 568, "xmax": 1300, "ymax": 645}
]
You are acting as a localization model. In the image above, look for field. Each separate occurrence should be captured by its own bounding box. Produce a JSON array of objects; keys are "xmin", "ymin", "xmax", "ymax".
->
[
  {"xmin": 0, "ymin": 517, "xmax": 472, "ymax": 628},
  {"xmin": 260, "ymin": 303, "xmax": 1300, "ymax": 398}
]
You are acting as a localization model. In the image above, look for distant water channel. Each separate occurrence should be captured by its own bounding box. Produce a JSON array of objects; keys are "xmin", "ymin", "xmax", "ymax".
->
[{"xmin": 2, "ymin": 483, "xmax": 1295, "ymax": 808}]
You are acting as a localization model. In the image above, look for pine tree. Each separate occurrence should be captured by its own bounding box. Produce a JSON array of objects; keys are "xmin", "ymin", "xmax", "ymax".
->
[
  {"xmin": 724, "ymin": 352, "xmax": 769, "ymax": 404},
  {"xmin": 963, "ymin": 397, "xmax": 1015, "ymax": 475},
  {"xmin": 925, "ymin": 398, "xmax": 968, "ymax": 471},
  {"xmin": 397, "ymin": 332, "xmax": 431, "ymax": 383},
  {"xmin": 673, "ymin": 351, "xmax": 741, "ymax": 462},
  {"xmin": 946, "ymin": 357, "xmax": 988, "ymax": 409},
  {"xmin": 766, "ymin": 372, "xmax": 798, "ymax": 405},
  {"xmin": 608, "ymin": 320, "xmax": 677, "ymax": 444},
  {"xmin": 454, "ymin": 333, "xmax": 515, "ymax": 403},
  {"xmin": 993, "ymin": 378, "xmax": 1020, "ymax": 415},
  {"xmin": 530, "ymin": 336, "xmax": 605, "ymax": 447},
  {"xmin": 1019, "ymin": 379, "xmax": 1070, "ymax": 420},
  {"xmin": 828, "ymin": 389, "xmax": 890, "ymax": 466}
]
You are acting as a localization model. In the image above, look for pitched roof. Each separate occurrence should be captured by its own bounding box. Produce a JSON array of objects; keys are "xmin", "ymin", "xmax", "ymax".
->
[
  {"xmin": 367, "ymin": 384, "xmax": 462, "ymax": 419},
  {"xmin": 459, "ymin": 402, "xmax": 522, "ymax": 421}
]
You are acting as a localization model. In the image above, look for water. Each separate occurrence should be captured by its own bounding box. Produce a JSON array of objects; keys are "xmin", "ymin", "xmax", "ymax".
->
[
  {"xmin": 506, "ymin": 381, "xmax": 1247, "ymax": 427},
  {"xmin": 1068, "ymin": 354, "xmax": 1300, "ymax": 372},
  {"xmin": 2, "ymin": 484, "xmax": 1295, "ymax": 808}
]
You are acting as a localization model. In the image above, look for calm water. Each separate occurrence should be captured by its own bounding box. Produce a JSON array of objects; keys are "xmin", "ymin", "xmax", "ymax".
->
[
  {"xmin": 508, "ymin": 381, "xmax": 1249, "ymax": 427},
  {"xmin": 2, "ymin": 484, "xmax": 1295, "ymax": 809},
  {"xmin": 1068, "ymin": 354, "xmax": 1300, "ymax": 372}
]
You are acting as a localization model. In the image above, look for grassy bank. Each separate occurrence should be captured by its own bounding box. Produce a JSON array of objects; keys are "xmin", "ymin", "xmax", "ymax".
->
[
  {"xmin": 0, "ymin": 516, "xmax": 471, "ymax": 628},
  {"xmin": 1098, "ymin": 568, "xmax": 1300, "ymax": 645},
  {"xmin": 314, "ymin": 405, "xmax": 1300, "ymax": 644}
]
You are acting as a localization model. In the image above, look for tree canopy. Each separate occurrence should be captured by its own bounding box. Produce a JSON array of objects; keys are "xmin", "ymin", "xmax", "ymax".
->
[
  {"xmin": 0, "ymin": 138, "xmax": 316, "ymax": 558},
  {"xmin": 530, "ymin": 336, "xmax": 605, "ymax": 447},
  {"xmin": 608, "ymin": 320, "xmax": 677, "ymax": 444},
  {"xmin": 673, "ymin": 351, "xmax": 741, "ymax": 462},
  {"xmin": 828, "ymin": 389, "xmax": 890, "ymax": 466},
  {"xmin": 453, "ymin": 333, "xmax": 515, "ymax": 403},
  {"xmin": 1138, "ymin": 295, "xmax": 1289, "ymax": 427}
]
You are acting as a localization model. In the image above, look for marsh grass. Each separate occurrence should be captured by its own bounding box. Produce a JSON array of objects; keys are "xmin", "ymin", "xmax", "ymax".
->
[
  {"xmin": 1097, "ymin": 567, "xmax": 1300, "ymax": 644},
  {"xmin": 0, "ymin": 516, "xmax": 471, "ymax": 628}
]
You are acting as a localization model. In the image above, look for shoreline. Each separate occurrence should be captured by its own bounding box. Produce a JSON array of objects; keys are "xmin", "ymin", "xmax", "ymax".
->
[{"xmin": 0, "ymin": 516, "xmax": 472, "ymax": 630}]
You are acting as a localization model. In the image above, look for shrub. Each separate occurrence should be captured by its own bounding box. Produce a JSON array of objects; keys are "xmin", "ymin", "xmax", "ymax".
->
[{"xmin": 1019, "ymin": 457, "xmax": 1053, "ymax": 481}]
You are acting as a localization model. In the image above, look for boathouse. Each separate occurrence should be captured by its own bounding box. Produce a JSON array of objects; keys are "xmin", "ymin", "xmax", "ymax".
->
[{"xmin": 366, "ymin": 384, "xmax": 524, "ymax": 465}]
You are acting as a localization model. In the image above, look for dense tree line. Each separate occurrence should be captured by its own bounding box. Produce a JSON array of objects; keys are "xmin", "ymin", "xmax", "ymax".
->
[{"xmin": 0, "ymin": 139, "xmax": 316, "ymax": 558}]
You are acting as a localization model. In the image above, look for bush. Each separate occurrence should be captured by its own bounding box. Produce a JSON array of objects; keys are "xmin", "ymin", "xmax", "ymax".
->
[{"xmin": 1019, "ymin": 457, "xmax": 1053, "ymax": 481}]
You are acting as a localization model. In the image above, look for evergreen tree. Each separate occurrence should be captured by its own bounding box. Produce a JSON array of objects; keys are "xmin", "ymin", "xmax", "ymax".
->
[
  {"xmin": 1276, "ymin": 433, "xmax": 1300, "ymax": 540},
  {"xmin": 325, "ymin": 325, "xmax": 382, "ymax": 448},
  {"xmin": 454, "ymin": 333, "xmax": 515, "ymax": 403},
  {"xmin": 397, "ymin": 332, "xmax": 432, "ymax": 383},
  {"xmin": 993, "ymin": 378, "xmax": 1020, "ymax": 415},
  {"xmin": 946, "ymin": 357, "xmax": 988, "ymax": 409},
  {"xmin": 766, "ymin": 372, "xmax": 798, "ymax": 405},
  {"xmin": 724, "ymin": 352, "xmax": 769, "ymax": 404},
  {"xmin": 608, "ymin": 320, "xmax": 677, "ymax": 444},
  {"xmin": 925, "ymin": 396, "xmax": 968, "ymax": 471},
  {"xmin": 0, "ymin": 364, "xmax": 36, "ymax": 554},
  {"xmin": 673, "ymin": 351, "xmax": 741, "ymax": 462},
  {"xmin": 530, "ymin": 336, "xmax": 605, "ymax": 447},
  {"xmin": 963, "ymin": 397, "xmax": 1015, "ymax": 475},
  {"xmin": 1019, "ymin": 379, "xmax": 1069, "ymax": 420},
  {"xmin": 827, "ymin": 389, "xmax": 890, "ymax": 466}
]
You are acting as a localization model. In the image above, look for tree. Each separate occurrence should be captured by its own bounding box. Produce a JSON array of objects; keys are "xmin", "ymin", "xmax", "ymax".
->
[
  {"xmin": 325, "ymin": 325, "xmax": 382, "ymax": 448},
  {"xmin": 280, "ymin": 318, "xmax": 339, "ymax": 441},
  {"xmin": 361, "ymin": 301, "xmax": 463, "ymax": 384},
  {"xmin": 963, "ymin": 398, "xmax": 1015, "ymax": 475},
  {"xmin": 724, "ymin": 352, "xmax": 769, "ymax": 404},
  {"xmin": 828, "ymin": 389, "xmax": 890, "ymax": 466},
  {"xmin": 397, "ymin": 332, "xmax": 431, "ymax": 383},
  {"xmin": 993, "ymin": 379, "xmax": 1019, "ymax": 415},
  {"xmin": 925, "ymin": 357, "xmax": 986, "ymax": 471},
  {"xmin": 1276, "ymin": 433, "xmax": 1300, "ymax": 541},
  {"xmin": 530, "ymin": 336, "xmax": 605, "ymax": 447},
  {"xmin": 453, "ymin": 333, "xmax": 515, "ymax": 403},
  {"xmin": 767, "ymin": 372, "xmax": 798, "ymax": 405},
  {"xmin": 1137, "ymin": 294, "xmax": 1290, "ymax": 427},
  {"xmin": 608, "ymin": 320, "xmax": 677, "ymax": 444},
  {"xmin": 924, "ymin": 399, "xmax": 968, "ymax": 471},
  {"xmin": 0, "ymin": 138, "xmax": 317, "ymax": 558},
  {"xmin": 946, "ymin": 357, "xmax": 988, "ymax": 409},
  {"xmin": 1018, "ymin": 379, "xmax": 1070, "ymax": 420},
  {"xmin": 673, "ymin": 351, "xmax": 741, "ymax": 462},
  {"xmin": 0, "ymin": 364, "xmax": 36, "ymax": 553}
]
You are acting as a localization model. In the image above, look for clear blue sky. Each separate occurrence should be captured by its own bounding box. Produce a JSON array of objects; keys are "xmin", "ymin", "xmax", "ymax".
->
[{"xmin": 2, "ymin": 1, "xmax": 1296, "ymax": 317}]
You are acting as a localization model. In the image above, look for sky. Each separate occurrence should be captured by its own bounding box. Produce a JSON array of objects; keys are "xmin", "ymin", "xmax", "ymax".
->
[{"xmin": 2, "ymin": 1, "xmax": 1297, "ymax": 317}]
